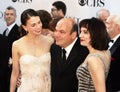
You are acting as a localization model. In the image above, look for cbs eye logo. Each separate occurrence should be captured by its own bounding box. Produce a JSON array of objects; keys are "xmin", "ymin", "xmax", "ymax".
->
[
  {"xmin": 12, "ymin": 0, "xmax": 17, "ymax": 2},
  {"xmin": 78, "ymin": 0, "xmax": 87, "ymax": 6},
  {"xmin": 78, "ymin": 0, "xmax": 105, "ymax": 7}
]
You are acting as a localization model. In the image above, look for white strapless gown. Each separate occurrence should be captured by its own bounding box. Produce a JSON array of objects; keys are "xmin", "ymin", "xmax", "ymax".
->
[{"xmin": 17, "ymin": 53, "xmax": 51, "ymax": 92}]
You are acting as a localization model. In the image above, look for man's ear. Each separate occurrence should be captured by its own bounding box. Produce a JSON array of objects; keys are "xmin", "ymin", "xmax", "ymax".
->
[
  {"xmin": 71, "ymin": 32, "xmax": 77, "ymax": 39},
  {"xmin": 58, "ymin": 9, "xmax": 63, "ymax": 16}
]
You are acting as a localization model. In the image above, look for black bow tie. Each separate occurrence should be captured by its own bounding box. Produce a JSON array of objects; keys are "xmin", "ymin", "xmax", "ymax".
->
[{"xmin": 110, "ymin": 40, "xmax": 114, "ymax": 43}]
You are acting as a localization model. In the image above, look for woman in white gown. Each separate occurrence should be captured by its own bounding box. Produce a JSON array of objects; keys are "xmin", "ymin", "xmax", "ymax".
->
[{"xmin": 10, "ymin": 9, "xmax": 54, "ymax": 92}]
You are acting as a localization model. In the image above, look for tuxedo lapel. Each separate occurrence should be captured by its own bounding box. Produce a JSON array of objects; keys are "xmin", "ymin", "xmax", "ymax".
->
[
  {"xmin": 61, "ymin": 38, "xmax": 80, "ymax": 71},
  {"xmin": 3, "ymin": 28, "xmax": 8, "ymax": 36},
  {"xmin": 51, "ymin": 44, "xmax": 63, "ymax": 73},
  {"xmin": 56, "ymin": 48, "xmax": 63, "ymax": 72},
  {"xmin": 110, "ymin": 36, "xmax": 120, "ymax": 55},
  {"xmin": 8, "ymin": 24, "xmax": 18, "ymax": 37}
]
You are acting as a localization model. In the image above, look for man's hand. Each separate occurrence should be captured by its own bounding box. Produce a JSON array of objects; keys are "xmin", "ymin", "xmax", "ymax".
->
[{"xmin": 16, "ymin": 74, "xmax": 21, "ymax": 87}]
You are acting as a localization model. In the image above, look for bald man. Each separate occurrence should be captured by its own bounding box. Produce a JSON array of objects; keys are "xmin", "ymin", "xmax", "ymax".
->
[
  {"xmin": 96, "ymin": 8, "xmax": 110, "ymax": 23},
  {"xmin": 50, "ymin": 18, "xmax": 88, "ymax": 92}
]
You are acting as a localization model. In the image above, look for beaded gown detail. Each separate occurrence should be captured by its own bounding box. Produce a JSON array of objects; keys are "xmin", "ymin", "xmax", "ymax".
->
[
  {"xmin": 77, "ymin": 65, "xmax": 95, "ymax": 92},
  {"xmin": 76, "ymin": 53, "xmax": 109, "ymax": 92},
  {"xmin": 17, "ymin": 52, "xmax": 51, "ymax": 92}
]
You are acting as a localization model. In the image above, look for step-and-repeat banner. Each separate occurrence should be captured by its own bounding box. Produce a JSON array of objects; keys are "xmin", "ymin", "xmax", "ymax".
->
[{"xmin": 0, "ymin": 0, "xmax": 120, "ymax": 33}]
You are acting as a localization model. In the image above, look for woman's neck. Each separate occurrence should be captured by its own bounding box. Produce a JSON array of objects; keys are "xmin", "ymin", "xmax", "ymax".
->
[
  {"xmin": 87, "ymin": 45, "xmax": 98, "ymax": 53},
  {"xmin": 25, "ymin": 34, "xmax": 41, "ymax": 44}
]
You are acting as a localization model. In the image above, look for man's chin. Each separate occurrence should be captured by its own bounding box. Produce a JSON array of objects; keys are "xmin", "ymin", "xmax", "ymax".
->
[{"xmin": 55, "ymin": 41, "xmax": 60, "ymax": 45}]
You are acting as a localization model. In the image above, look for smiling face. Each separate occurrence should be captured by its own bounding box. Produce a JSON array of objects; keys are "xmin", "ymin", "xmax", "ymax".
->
[
  {"xmin": 23, "ymin": 16, "xmax": 42, "ymax": 36},
  {"xmin": 79, "ymin": 27, "xmax": 91, "ymax": 47},
  {"xmin": 4, "ymin": 9, "xmax": 16, "ymax": 26}
]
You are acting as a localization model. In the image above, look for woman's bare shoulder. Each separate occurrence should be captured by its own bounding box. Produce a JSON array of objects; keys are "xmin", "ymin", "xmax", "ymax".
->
[
  {"xmin": 13, "ymin": 36, "xmax": 26, "ymax": 47},
  {"xmin": 42, "ymin": 34, "xmax": 54, "ymax": 44}
]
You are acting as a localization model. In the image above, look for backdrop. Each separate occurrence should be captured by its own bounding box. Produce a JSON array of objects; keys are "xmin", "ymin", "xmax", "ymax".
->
[{"xmin": 0, "ymin": 0, "xmax": 120, "ymax": 33}]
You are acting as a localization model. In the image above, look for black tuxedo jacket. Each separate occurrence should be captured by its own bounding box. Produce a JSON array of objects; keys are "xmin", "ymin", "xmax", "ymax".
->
[
  {"xmin": 50, "ymin": 38, "xmax": 88, "ymax": 92},
  {"xmin": 0, "ymin": 34, "xmax": 9, "ymax": 92},
  {"xmin": 3, "ymin": 24, "xmax": 20, "ymax": 57},
  {"xmin": 107, "ymin": 36, "xmax": 120, "ymax": 92},
  {"xmin": 3, "ymin": 24, "xmax": 20, "ymax": 92}
]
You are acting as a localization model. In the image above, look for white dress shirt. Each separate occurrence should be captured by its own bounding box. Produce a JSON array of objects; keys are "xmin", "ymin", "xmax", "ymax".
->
[
  {"xmin": 7, "ymin": 22, "xmax": 16, "ymax": 35},
  {"xmin": 108, "ymin": 34, "xmax": 120, "ymax": 49},
  {"xmin": 63, "ymin": 38, "xmax": 77, "ymax": 59}
]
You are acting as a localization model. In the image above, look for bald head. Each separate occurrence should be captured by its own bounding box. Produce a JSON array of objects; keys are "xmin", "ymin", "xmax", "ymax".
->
[
  {"xmin": 56, "ymin": 18, "xmax": 76, "ymax": 33},
  {"xmin": 54, "ymin": 18, "xmax": 78, "ymax": 48},
  {"xmin": 106, "ymin": 14, "xmax": 120, "ymax": 39},
  {"xmin": 96, "ymin": 8, "xmax": 110, "ymax": 23}
]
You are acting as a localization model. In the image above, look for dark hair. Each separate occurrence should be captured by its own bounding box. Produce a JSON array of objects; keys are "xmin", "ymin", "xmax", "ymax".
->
[
  {"xmin": 79, "ymin": 17, "xmax": 110, "ymax": 50},
  {"xmin": 52, "ymin": 1, "xmax": 66, "ymax": 16},
  {"xmin": 36, "ymin": 10, "xmax": 52, "ymax": 29},
  {"xmin": 21, "ymin": 9, "xmax": 39, "ymax": 26},
  {"xmin": 20, "ymin": 9, "xmax": 39, "ymax": 37},
  {"xmin": 71, "ymin": 23, "xmax": 79, "ymax": 36},
  {"xmin": 5, "ymin": 6, "xmax": 16, "ymax": 14},
  {"xmin": 49, "ymin": 18, "xmax": 61, "ymax": 31},
  {"xmin": 18, "ymin": 25, "xmax": 27, "ymax": 37}
]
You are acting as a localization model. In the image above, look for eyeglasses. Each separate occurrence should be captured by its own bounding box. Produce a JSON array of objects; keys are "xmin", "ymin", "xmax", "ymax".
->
[{"xmin": 51, "ymin": 8, "xmax": 57, "ymax": 12}]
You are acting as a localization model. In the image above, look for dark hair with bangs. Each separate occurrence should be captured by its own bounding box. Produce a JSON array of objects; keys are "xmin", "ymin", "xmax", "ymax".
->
[{"xmin": 79, "ymin": 17, "xmax": 110, "ymax": 50}]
